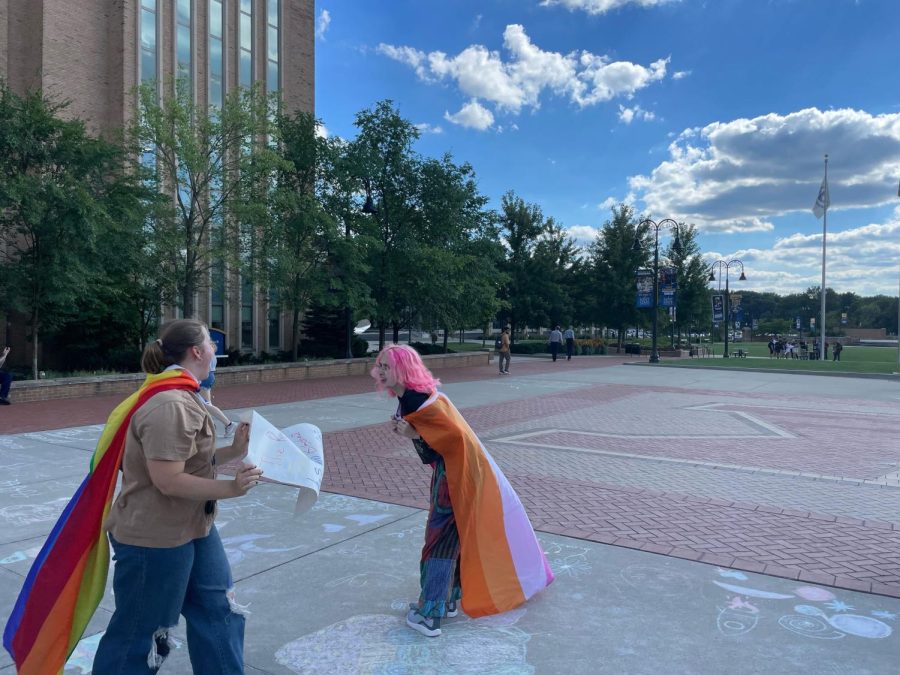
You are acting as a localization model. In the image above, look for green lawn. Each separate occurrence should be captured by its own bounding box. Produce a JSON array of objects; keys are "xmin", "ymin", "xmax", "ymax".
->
[{"xmin": 670, "ymin": 341, "xmax": 900, "ymax": 374}]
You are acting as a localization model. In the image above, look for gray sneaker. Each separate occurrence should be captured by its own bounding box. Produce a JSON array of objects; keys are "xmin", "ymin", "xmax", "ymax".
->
[
  {"xmin": 446, "ymin": 601, "xmax": 458, "ymax": 618},
  {"xmin": 406, "ymin": 608, "xmax": 441, "ymax": 637}
]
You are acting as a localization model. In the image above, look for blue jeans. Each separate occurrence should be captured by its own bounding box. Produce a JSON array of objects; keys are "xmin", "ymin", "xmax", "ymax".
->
[{"xmin": 93, "ymin": 526, "xmax": 245, "ymax": 674}]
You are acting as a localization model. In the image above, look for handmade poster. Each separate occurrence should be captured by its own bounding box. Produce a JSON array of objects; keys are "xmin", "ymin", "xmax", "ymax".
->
[{"xmin": 246, "ymin": 411, "xmax": 325, "ymax": 514}]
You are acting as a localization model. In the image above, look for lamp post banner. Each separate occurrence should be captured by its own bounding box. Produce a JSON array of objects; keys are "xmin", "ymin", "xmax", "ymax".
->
[
  {"xmin": 659, "ymin": 267, "xmax": 677, "ymax": 308},
  {"xmin": 636, "ymin": 269, "xmax": 654, "ymax": 308},
  {"xmin": 712, "ymin": 295, "xmax": 724, "ymax": 322}
]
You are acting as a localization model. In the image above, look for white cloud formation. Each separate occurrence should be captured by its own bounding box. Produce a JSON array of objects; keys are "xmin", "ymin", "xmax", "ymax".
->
[
  {"xmin": 566, "ymin": 224, "xmax": 601, "ymax": 245},
  {"xmin": 597, "ymin": 197, "xmax": 618, "ymax": 210},
  {"xmin": 630, "ymin": 107, "xmax": 900, "ymax": 233},
  {"xmin": 316, "ymin": 9, "xmax": 330, "ymax": 41},
  {"xmin": 702, "ymin": 217, "xmax": 900, "ymax": 296},
  {"xmin": 618, "ymin": 104, "xmax": 655, "ymax": 124},
  {"xmin": 315, "ymin": 122, "xmax": 329, "ymax": 139},
  {"xmin": 444, "ymin": 100, "xmax": 495, "ymax": 130},
  {"xmin": 378, "ymin": 24, "xmax": 670, "ymax": 129},
  {"xmin": 540, "ymin": 0, "xmax": 679, "ymax": 15},
  {"xmin": 672, "ymin": 70, "xmax": 691, "ymax": 80},
  {"xmin": 415, "ymin": 122, "xmax": 444, "ymax": 134}
]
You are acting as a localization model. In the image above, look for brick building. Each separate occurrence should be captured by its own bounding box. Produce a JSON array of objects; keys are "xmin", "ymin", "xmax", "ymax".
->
[{"xmin": 0, "ymin": 0, "xmax": 315, "ymax": 362}]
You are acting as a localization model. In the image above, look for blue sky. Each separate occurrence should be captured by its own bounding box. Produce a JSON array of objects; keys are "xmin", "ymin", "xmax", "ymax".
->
[{"xmin": 314, "ymin": 0, "xmax": 900, "ymax": 296}]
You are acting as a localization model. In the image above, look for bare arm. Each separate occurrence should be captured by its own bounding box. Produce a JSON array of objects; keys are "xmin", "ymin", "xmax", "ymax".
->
[
  {"xmin": 215, "ymin": 422, "xmax": 250, "ymax": 464},
  {"xmin": 0, "ymin": 346, "xmax": 8, "ymax": 369},
  {"xmin": 147, "ymin": 458, "xmax": 262, "ymax": 500}
]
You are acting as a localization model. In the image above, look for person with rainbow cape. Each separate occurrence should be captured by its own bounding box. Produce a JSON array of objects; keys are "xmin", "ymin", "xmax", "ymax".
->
[
  {"xmin": 4, "ymin": 319, "xmax": 263, "ymax": 674},
  {"xmin": 372, "ymin": 344, "xmax": 553, "ymax": 637}
]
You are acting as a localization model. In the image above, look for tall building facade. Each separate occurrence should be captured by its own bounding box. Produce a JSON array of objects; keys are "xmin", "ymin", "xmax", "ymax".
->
[{"xmin": 1, "ymin": 0, "xmax": 315, "ymax": 356}]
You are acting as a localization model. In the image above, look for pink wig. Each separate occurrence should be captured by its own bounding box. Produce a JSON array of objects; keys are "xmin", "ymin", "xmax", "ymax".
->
[{"xmin": 371, "ymin": 344, "xmax": 441, "ymax": 396}]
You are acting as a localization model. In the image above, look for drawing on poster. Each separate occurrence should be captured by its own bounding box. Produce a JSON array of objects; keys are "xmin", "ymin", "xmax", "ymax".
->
[{"xmin": 275, "ymin": 611, "xmax": 533, "ymax": 674}]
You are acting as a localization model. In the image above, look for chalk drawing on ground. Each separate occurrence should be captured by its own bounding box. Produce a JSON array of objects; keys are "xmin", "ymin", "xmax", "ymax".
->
[{"xmin": 275, "ymin": 611, "xmax": 533, "ymax": 674}]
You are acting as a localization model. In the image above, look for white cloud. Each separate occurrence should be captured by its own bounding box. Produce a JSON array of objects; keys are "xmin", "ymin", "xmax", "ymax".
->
[
  {"xmin": 702, "ymin": 218, "xmax": 900, "ymax": 296},
  {"xmin": 444, "ymin": 100, "xmax": 495, "ymax": 130},
  {"xmin": 672, "ymin": 70, "xmax": 691, "ymax": 80},
  {"xmin": 379, "ymin": 24, "xmax": 670, "ymax": 121},
  {"xmin": 618, "ymin": 104, "xmax": 655, "ymax": 124},
  {"xmin": 629, "ymin": 107, "xmax": 900, "ymax": 233},
  {"xmin": 315, "ymin": 122, "xmax": 329, "ymax": 139},
  {"xmin": 415, "ymin": 122, "xmax": 444, "ymax": 134},
  {"xmin": 316, "ymin": 9, "xmax": 331, "ymax": 41},
  {"xmin": 597, "ymin": 197, "xmax": 618, "ymax": 210},
  {"xmin": 540, "ymin": 0, "xmax": 679, "ymax": 15},
  {"xmin": 566, "ymin": 224, "xmax": 601, "ymax": 245}
]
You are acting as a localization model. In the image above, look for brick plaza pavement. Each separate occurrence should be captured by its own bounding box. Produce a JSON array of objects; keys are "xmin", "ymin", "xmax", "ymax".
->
[
  {"xmin": 320, "ymin": 370, "xmax": 900, "ymax": 599},
  {"xmin": 6, "ymin": 356, "xmax": 900, "ymax": 600}
]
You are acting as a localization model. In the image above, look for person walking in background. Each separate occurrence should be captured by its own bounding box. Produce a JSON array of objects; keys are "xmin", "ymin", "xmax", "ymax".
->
[
  {"xmin": 199, "ymin": 354, "xmax": 234, "ymax": 437},
  {"xmin": 372, "ymin": 344, "xmax": 552, "ymax": 638},
  {"xmin": 498, "ymin": 326, "xmax": 511, "ymax": 375},
  {"xmin": 0, "ymin": 346, "xmax": 12, "ymax": 405},
  {"xmin": 563, "ymin": 326, "xmax": 575, "ymax": 361},
  {"xmin": 549, "ymin": 326, "xmax": 563, "ymax": 362},
  {"xmin": 833, "ymin": 341, "xmax": 842, "ymax": 362}
]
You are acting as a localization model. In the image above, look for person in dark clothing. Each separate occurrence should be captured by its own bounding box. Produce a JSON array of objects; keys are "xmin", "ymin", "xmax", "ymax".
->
[
  {"xmin": 549, "ymin": 326, "xmax": 562, "ymax": 362},
  {"xmin": 563, "ymin": 326, "xmax": 575, "ymax": 360},
  {"xmin": 0, "ymin": 346, "xmax": 12, "ymax": 405},
  {"xmin": 833, "ymin": 342, "xmax": 843, "ymax": 361}
]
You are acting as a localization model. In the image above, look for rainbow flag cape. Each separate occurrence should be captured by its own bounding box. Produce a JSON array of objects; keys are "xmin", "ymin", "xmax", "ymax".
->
[
  {"xmin": 404, "ymin": 393, "xmax": 554, "ymax": 617},
  {"xmin": 3, "ymin": 370, "xmax": 198, "ymax": 674}
]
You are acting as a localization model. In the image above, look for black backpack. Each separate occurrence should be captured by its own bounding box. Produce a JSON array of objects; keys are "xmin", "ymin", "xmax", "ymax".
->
[{"xmin": 494, "ymin": 336, "xmax": 503, "ymax": 350}]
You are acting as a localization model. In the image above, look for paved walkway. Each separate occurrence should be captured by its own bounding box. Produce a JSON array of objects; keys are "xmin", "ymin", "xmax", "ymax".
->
[{"xmin": 2, "ymin": 357, "xmax": 899, "ymax": 673}]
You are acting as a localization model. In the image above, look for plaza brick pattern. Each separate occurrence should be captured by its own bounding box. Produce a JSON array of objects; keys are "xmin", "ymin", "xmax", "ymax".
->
[{"xmin": 321, "ymin": 385, "xmax": 900, "ymax": 599}]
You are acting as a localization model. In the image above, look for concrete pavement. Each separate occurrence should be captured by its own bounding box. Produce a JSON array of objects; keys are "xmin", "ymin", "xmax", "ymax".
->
[{"xmin": 1, "ymin": 357, "xmax": 899, "ymax": 673}]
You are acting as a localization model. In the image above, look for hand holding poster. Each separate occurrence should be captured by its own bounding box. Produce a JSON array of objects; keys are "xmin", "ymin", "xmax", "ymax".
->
[{"xmin": 246, "ymin": 411, "xmax": 325, "ymax": 514}]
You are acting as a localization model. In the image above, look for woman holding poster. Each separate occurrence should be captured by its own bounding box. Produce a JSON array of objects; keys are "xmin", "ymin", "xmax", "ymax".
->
[{"xmin": 372, "ymin": 344, "xmax": 553, "ymax": 638}]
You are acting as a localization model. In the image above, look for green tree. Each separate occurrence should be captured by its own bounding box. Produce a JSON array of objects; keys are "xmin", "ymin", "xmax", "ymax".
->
[
  {"xmin": 663, "ymin": 223, "xmax": 710, "ymax": 344},
  {"xmin": 349, "ymin": 100, "xmax": 422, "ymax": 349},
  {"xmin": 587, "ymin": 204, "xmax": 647, "ymax": 350},
  {"xmin": 131, "ymin": 80, "xmax": 277, "ymax": 318},
  {"xmin": 0, "ymin": 84, "xmax": 143, "ymax": 378}
]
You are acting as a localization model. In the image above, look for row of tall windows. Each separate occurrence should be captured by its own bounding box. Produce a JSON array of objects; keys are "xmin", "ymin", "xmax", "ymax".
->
[{"xmin": 139, "ymin": 1, "xmax": 283, "ymax": 350}]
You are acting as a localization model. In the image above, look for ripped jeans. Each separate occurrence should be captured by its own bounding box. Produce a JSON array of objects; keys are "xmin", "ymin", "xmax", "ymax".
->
[{"xmin": 93, "ymin": 526, "xmax": 245, "ymax": 674}]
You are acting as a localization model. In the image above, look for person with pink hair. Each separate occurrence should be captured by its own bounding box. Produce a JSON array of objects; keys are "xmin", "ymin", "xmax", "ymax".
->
[{"xmin": 371, "ymin": 344, "xmax": 552, "ymax": 638}]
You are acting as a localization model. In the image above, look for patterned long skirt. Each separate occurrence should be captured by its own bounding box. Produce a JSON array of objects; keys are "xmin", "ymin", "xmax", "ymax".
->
[{"xmin": 417, "ymin": 457, "xmax": 461, "ymax": 618}]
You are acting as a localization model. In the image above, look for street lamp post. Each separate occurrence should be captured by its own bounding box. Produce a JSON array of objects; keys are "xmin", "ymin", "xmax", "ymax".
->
[
  {"xmin": 633, "ymin": 218, "xmax": 681, "ymax": 364},
  {"xmin": 708, "ymin": 259, "xmax": 746, "ymax": 358}
]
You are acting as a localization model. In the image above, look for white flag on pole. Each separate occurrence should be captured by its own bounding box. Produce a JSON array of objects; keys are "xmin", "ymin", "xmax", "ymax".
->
[{"xmin": 812, "ymin": 175, "xmax": 830, "ymax": 219}]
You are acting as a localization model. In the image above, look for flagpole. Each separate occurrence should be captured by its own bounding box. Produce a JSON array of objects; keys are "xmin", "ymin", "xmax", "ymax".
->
[{"xmin": 820, "ymin": 154, "xmax": 828, "ymax": 361}]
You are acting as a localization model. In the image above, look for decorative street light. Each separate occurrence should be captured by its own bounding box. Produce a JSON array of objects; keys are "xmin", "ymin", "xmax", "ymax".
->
[
  {"xmin": 633, "ymin": 218, "xmax": 682, "ymax": 363},
  {"xmin": 347, "ymin": 178, "xmax": 378, "ymax": 359},
  {"xmin": 708, "ymin": 259, "xmax": 746, "ymax": 358}
]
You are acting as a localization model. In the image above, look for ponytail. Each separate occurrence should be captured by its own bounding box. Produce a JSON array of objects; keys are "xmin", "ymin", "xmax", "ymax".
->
[{"xmin": 142, "ymin": 319, "xmax": 208, "ymax": 374}]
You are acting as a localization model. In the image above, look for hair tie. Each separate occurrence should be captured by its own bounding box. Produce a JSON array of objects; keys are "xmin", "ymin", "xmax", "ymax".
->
[{"xmin": 155, "ymin": 338, "xmax": 163, "ymax": 347}]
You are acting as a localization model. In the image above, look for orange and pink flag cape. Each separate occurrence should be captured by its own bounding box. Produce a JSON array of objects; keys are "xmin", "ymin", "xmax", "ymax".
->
[
  {"xmin": 405, "ymin": 392, "xmax": 554, "ymax": 617},
  {"xmin": 3, "ymin": 370, "xmax": 198, "ymax": 674}
]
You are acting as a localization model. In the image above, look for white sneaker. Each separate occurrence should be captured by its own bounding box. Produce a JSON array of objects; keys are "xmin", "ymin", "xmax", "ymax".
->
[
  {"xmin": 406, "ymin": 609, "xmax": 441, "ymax": 637},
  {"xmin": 223, "ymin": 422, "xmax": 235, "ymax": 438}
]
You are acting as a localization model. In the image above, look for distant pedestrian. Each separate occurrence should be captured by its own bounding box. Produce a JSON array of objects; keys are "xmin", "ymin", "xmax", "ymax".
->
[
  {"xmin": 199, "ymin": 355, "xmax": 234, "ymax": 436},
  {"xmin": 549, "ymin": 326, "xmax": 563, "ymax": 362},
  {"xmin": 563, "ymin": 326, "xmax": 575, "ymax": 361},
  {"xmin": 833, "ymin": 342, "xmax": 842, "ymax": 361},
  {"xmin": 498, "ymin": 326, "xmax": 511, "ymax": 375},
  {"xmin": 371, "ymin": 344, "xmax": 552, "ymax": 638},
  {"xmin": 0, "ymin": 346, "xmax": 12, "ymax": 405}
]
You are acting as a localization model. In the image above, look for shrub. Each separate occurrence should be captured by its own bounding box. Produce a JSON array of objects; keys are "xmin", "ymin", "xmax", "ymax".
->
[
  {"xmin": 510, "ymin": 340, "xmax": 549, "ymax": 354},
  {"xmin": 409, "ymin": 341, "xmax": 456, "ymax": 356}
]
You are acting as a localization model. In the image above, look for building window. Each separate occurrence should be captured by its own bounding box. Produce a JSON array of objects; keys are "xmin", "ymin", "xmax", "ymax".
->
[
  {"xmin": 239, "ymin": 0, "xmax": 253, "ymax": 87},
  {"xmin": 209, "ymin": 0, "xmax": 224, "ymax": 107},
  {"xmin": 211, "ymin": 261, "xmax": 225, "ymax": 330},
  {"xmin": 266, "ymin": 0, "xmax": 279, "ymax": 93},
  {"xmin": 175, "ymin": 0, "xmax": 192, "ymax": 85},
  {"xmin": 268, "ymin": 290, "xmax": 280, "ymax": 349},
  {"xmin": 241, "ymin": 276, "xmax": 254, "ymax": 349},
  {"xmin": 139, "ymin": 0, "xmax": 158, "ymax": 84}
]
